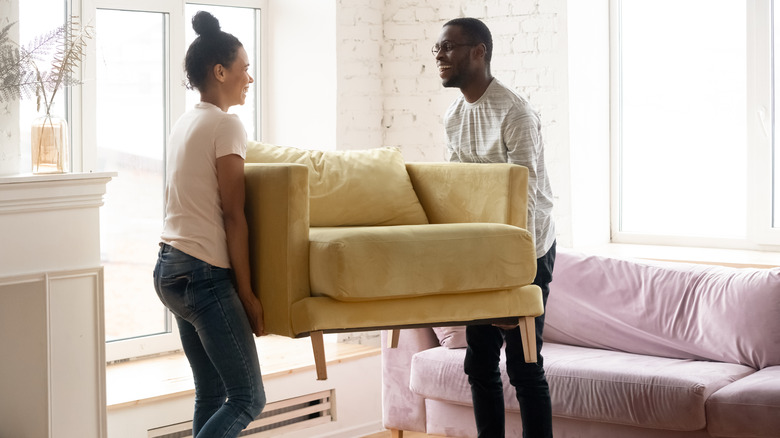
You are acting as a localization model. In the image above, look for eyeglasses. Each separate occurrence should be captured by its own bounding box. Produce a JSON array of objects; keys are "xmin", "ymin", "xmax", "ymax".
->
[{"xmin": 431, "ymin": 41, "xmax": 477, "ymax": 55}]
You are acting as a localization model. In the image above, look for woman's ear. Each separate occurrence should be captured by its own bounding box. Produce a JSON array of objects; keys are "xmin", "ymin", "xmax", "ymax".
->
[{"xmin": 212, "ymin": 64, "xmax": 226, "ymax": 83}]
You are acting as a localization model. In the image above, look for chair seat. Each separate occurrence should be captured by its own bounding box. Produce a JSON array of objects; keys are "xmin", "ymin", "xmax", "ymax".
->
[{"xmin": 309, "ymin": 223, "xmax": 537, "ymax": 302}]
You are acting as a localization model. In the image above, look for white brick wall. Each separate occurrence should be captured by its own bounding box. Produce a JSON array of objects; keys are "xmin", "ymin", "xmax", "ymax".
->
[
  {"xmin": 336, "ymin": 0, "xmax": 385, "ymax": 150},
  {"xmin": 335, "ymin": 0, "xmax": 571, "ymax": 243},
  {"xmin": 336, "ymin": 0, "xmax": 568, "ymax": 160}
]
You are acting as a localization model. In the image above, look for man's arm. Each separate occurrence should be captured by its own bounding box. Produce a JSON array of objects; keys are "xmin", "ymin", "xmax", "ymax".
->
[{"xmin": 504, "ymin": 109, "xmax": 542, "ymax": 238}]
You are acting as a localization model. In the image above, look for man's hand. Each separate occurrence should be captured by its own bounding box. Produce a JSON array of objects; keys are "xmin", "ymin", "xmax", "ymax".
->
[{"xmin": 493, "ymin": 322, "xmax": 519, "ymax": 331}]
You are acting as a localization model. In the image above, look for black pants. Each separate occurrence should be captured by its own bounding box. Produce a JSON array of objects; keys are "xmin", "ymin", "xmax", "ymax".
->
[{"xmin": 464, "ymin": 241, "xmax": 556, "ymax": 438}]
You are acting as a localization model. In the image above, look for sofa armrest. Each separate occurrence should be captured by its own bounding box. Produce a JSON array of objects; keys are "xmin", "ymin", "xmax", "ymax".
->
[
  {"xmin": 381, "ymin": 328, "xmax": 441, "ymax": 433},
  {"xmin": 244, "ymin": 163, "xmax": 310, "ymax": 338},
  {"xmin": 405, "ymin": 162, "xmax": 529, "ymax": 229}
]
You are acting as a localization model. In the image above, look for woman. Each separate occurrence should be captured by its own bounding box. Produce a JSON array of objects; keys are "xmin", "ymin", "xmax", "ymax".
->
[{"xmin": 153, "ymin": 11, "xmax": 265, "ymax": 437}]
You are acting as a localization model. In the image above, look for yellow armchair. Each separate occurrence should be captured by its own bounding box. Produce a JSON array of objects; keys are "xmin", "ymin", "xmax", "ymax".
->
[{"xmin": 244, "ymin": 144, "xmax": 543, "ymax": 380}]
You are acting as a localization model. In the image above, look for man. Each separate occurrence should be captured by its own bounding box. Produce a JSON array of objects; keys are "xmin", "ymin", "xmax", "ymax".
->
[{"xmin": 434, "ymin": 17, "xmax": 557, "ymax": 438}]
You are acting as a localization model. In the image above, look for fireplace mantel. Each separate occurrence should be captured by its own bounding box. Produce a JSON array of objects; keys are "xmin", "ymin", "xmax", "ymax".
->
[{"xmin": 0, "ymin": 172, "xmax": 115, "ymax": 276}]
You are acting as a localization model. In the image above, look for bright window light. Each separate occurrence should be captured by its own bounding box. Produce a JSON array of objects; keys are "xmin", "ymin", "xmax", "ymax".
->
[
  {"xmin": 96, "ymin": 9, "xmax": 169, "ymax": 342},
  {"xmin": 616, "ymin": 1, "xmax": 747, "ymax": 238}
]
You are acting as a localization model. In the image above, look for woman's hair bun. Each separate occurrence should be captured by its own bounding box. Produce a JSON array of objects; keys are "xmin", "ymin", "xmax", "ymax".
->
[{"xmin": 192, "ymin": 11, "xmax": 221, "ymax": 36}]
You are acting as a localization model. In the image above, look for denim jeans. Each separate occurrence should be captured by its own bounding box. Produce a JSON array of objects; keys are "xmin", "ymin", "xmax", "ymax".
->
[
  {"xmin": 464, "ymin": 241, "xmax": 556, "ymax": 438},
  {"xmin": 153, "ymin": 244, "xmax": 266, "ymax": 438}
]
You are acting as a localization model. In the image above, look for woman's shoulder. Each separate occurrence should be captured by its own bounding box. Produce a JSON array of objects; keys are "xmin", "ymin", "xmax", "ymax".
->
[
  {"xmin": 191, "ymin": 104, "xmax": 245, "ymax": 130},
  {"xmin": 213, "ymin": 112, "xmax": 245, "ymax": 136}
]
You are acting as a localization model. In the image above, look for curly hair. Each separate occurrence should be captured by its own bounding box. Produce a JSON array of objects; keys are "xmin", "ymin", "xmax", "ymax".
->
[{"xmin": 184, "ymin": 11, "xmax": 243, "ymax": 91}]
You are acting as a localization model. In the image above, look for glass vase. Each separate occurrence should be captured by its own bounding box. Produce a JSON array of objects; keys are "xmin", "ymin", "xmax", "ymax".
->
[{"xmin": 31, "ymin": 114, "xmax": 70, "ymax": 174}]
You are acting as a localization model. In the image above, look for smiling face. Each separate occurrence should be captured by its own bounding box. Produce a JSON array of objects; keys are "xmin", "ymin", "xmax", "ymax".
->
[
  {"xmin": 435, "ymin": 25, "xmax": 479, "ymax": 89},
  {"xmin": 222, "ymin": 46, "xmax": 253, "ymax": 107}
]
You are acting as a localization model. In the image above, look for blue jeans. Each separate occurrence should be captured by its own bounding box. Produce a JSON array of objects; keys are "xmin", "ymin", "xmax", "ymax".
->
[
  {"xmin": 153, "ymin": 244, "xmax": 265, "ymax": 437},
  {"xmin": 464, "ymin": 241, "xmax": 556, "ymax": 438}
]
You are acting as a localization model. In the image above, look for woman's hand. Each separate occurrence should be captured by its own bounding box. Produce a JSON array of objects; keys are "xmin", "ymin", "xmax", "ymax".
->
[{"xmin": 240, "ymin": 292, "xmax": 266, "ymax": 337}]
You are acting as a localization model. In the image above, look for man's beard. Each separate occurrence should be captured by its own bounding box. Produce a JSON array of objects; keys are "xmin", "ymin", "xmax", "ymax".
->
[
  {"xmin": 441, "ymin": 60, "xmax": 471, "ymax": 88},
  {"xmin": 442, "ymin": 71, "xmax": 467, "ymax": 88}
]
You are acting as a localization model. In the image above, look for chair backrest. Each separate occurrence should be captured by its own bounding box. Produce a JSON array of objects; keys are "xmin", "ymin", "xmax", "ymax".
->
[{"xmin": 405, "ymin": 162, "xmax": 529, "ymax": 229}]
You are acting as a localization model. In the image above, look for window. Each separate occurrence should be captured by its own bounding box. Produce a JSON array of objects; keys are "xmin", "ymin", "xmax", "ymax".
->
[
  {"xmin": 772, "ymin": 3, "xmax": 780, "ymax": 228},
  {"xmin": 17, "ymin": 0, "xmax": 68, "ymax": 172},
  {"xmin": 15, "ymin": 0, "xmax": 263, "ymax": 361},
  {"xmin": 96, "ymin": 9, "xmax": 169, "ymax": 346},
  {"xmin": 611, "ymin": 0, "xmax": 779, "ymax": 249}
]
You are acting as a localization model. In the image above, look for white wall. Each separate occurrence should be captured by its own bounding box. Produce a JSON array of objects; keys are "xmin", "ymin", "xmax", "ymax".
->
[
  {"xmin": 264, "ymin": 0, "xmax": 337, "ymax": 150},
  {"xmin": 334, "ymin": 0, "xmax": 385, "ymax": 151},
  {"xmin": 0, "ymin": 0, "xmax": 21, "ymax": 176}
]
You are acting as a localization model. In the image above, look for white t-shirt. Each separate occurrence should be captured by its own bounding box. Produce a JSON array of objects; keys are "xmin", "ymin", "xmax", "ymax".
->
[
  {"xmin": 445, "ymin": 78, "xmax": 556, "ymax": 258},
  {"xmin": 161, "ymin": 102, "xmax": 247, "ymax": 268}
]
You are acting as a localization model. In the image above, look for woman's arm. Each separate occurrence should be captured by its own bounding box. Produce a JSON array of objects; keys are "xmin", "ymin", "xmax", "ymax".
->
[{"xmin": 217, "ymin": 153, "xmax": 265, "ymax": 337}]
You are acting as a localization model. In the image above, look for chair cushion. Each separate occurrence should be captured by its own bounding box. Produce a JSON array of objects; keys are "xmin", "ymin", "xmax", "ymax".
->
[
  {"xmin": 308, "ymin": 223, "xmax": 536, "ymax": 301},
  {"xmin": 245, "ymin": 142, "xmax": 429, "ymax": 227}
]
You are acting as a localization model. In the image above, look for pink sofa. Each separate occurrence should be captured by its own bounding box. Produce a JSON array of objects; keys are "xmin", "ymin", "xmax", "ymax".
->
[{"xmin": 381, "ymin": 248, "xmax": 780, "ymax": 437}]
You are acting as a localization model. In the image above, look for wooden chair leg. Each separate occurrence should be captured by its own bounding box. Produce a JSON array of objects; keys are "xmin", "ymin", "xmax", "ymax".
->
[
  {"xmin": 387, "ymin": 329, "xmax": 400, "ymax": 348},
  {"xmin": 310, "ymin": 331, "xmax": 328, "ymax": 380},
  {"xmin": 518, "ymin": 316, "xmax": 538, "ymax": 363},
  {"xmin": 390, "ymin": 428, "xmax": 404, "ymax": 438}
]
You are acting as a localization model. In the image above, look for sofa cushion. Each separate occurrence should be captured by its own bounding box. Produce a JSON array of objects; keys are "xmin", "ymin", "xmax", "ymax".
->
[
  {"xmin": 245, "ymin": 142, "xmax": 429, "ymax": 227},
  {"xmin": 308, "ymin": 223, "xmax": 536, "ymax": 301},
  {"xmin": 546, "ymin": 249, "xmax": 780, "ymax": 370},
  {"xmin": 544, "ymin": 343, "xmax": 754, "ymax": 431},
  {"xmin": 409, "ymin": 342, "xmax": 755, "ymax": 431},
  {"xmin": 432, "ymin": 326, "xmax": 467, "ymax": 349},
  {"xmin": 410, "ymin": 346, "xmax": 479, "ymax": 408},
  {"xmin": 706, "ymin": 366, "xmax": 780, "ymax": 438}
]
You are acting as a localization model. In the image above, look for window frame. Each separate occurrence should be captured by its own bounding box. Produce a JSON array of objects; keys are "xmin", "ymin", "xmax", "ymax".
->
[
  {"xmin": 746, "ymin": 0, "xmax": 780, "ymax": 244},
  {"xmin": 609, "ymin": 0, "xmax": 780, "ymax": 251}
]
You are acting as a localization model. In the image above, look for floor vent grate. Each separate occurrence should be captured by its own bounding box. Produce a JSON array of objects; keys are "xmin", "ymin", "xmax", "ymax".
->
[{"xmin": 148, "ymin": 389, "xmax": 335, "ymax": 438}]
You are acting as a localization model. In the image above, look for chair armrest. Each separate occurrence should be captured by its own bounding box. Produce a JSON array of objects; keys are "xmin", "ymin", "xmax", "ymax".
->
[
  {"xmin": 244, "ymin": 163, "xmax": 310, "ymax": 338},
  {"xmin": 381, "ymin": 328, "xmax": 441, "ymax": 432},
  {"xmin": 405, "ymin": 162, "xmax": 529, "ymax": 229}
]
